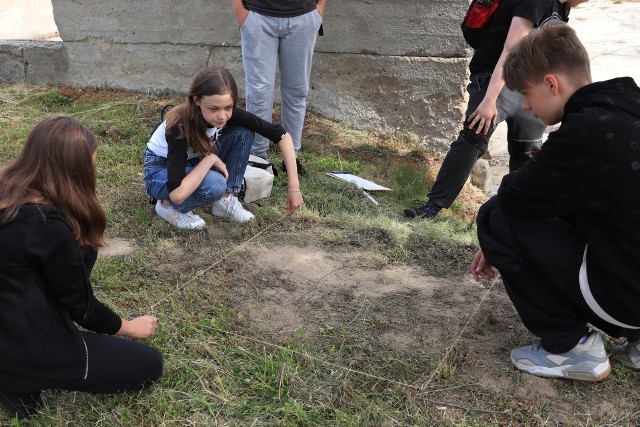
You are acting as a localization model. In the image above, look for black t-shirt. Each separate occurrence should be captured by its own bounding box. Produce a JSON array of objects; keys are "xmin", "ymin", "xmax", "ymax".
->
[
  {"xmin": 242, "ymin": 0, "xmax": 316, "ymax": 17},
  {"xmin": 469, "ymin": 0, "xmax": 568, "ymax": 75}
]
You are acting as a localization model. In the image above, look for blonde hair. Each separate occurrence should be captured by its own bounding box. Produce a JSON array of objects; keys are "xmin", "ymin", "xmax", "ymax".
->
[{"xmin": 504, "ymin": 21, "xmax": 591, "ymax": 92}]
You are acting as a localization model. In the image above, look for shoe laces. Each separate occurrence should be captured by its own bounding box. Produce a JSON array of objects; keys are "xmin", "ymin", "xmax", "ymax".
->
[
  {"xmin": 171, "ymin": 211, "xmax": 198, "ymax": 227},
  {"xmin": 186, "ymin": 211, "xmax": 202, "ymax": 222},
  {"xmin": 410, "ymin": 199, "xmax": 440, "ymax": 215},
  {"xmin": 226, "ymin": 195, "xmax": 244, "ymax": 214}
]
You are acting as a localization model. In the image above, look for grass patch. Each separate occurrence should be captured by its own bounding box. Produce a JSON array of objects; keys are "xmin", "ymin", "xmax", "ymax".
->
[{"xmin": 2, "ymin": 84, "xmax": 639, "ymax": 426}]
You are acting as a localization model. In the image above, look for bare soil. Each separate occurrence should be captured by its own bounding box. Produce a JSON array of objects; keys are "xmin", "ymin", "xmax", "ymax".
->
[{"xmin": 213, "ymin": 235, "xmax": 637, "ymax": 424}]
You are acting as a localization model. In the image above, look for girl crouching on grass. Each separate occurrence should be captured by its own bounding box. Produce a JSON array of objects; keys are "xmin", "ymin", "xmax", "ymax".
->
[
  {"xmin": 144, "ymin": 67, "xmax": 303, "ymax": 229},
  {"xmin": 0, "ymin": 115, "xmax": 162, "ymax": 420}
]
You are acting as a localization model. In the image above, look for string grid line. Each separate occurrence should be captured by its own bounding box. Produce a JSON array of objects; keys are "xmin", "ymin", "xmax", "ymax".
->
[{"xmin": 146, "ymin": 214, "xmax": 505, "ymax": 414}]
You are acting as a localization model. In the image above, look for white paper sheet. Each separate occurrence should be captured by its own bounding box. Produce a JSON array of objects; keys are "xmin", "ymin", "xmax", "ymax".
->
[{"xmin": 326, "ymin": 172, "xmax": 392, "ymax": 191}]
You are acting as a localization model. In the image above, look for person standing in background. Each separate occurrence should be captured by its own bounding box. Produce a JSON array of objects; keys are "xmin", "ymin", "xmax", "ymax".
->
[
  {"xmin": 404, "ymin": 0, "xmax": 588, "ymax": 220},
  {"xmin": 231, "ymin": 0, "xmax": 326, "ymax": 176}
]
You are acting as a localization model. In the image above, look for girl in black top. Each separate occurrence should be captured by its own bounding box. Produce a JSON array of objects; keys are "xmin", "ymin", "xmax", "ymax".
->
[
  {"xmin": 144, "ymin": 67, "xmax": 303, "ymax": 228},
  {"xmin": 0, "ymin": 115, "xmax": 162, "ymax": 420}
]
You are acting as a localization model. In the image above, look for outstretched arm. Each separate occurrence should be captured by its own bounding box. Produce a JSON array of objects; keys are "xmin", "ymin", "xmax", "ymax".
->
[
  {"xmin": 467, "ymin": 16, "xmax": 535, "ymax": 135},
  {"xmin": 279, "ymin": 133, "xmax": 303, "ymax": 215}
]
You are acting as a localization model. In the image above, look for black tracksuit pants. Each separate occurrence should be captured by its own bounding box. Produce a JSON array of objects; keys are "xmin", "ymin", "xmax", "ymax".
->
[
  {"xmin": 477, "ymin": 198, "xmax": 640, "ymax": 353},
  {"xmin": 0, "ymin": 332, "xmax": 162, "ymax": 418},
  {"xmin": 428, "ymin": 72, "xmax": 546, "ymax": 208}
]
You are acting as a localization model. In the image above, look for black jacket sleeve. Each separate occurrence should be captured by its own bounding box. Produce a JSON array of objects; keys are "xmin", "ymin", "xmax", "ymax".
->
[
  {"xmin": 227, "ymin": 107, "xmax": 287, "ymax": 144},
  {"xmin": 29, "ymin": 215, "xmax": 122, "ymax": 335},
  {"xmin": 166, "ymin": 125, "xmax": 189, "ymax": 193}
]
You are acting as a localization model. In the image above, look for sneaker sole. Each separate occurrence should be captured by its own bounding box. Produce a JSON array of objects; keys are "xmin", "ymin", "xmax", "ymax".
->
[
  {"xmin": 155, "ymin": 203, "xmax": 206, "ymax": 229},
  {"xmin": 404, "ymin": 209, "xmax": 437, "ymax": 220},
  {"xmin": 158, "ymin": 217, "xmax": 206, "ymax": 229},
  {"xmin": 211, "ymin": 210, "xmax": 254, "ymax": 223},
  {"xmin": 511, "ymin": 358, "xmax": 611, "ymax": 382}
]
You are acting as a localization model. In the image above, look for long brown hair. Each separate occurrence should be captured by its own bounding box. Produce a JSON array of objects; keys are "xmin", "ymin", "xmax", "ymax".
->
[
  {"xmin": 165, "ymin": 67, "xmax": 239, "ymax": 154},
  {"xmin": 0, "ymin": 115, "xmax": 106, "ymax": 248}
]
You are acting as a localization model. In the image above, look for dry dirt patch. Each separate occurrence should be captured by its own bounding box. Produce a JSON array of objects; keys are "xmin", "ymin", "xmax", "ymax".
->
[
  {"xmin": 100, "ymin": 237, "xmax": 136, "ymax": 257},
  {"xmin": 225, "ymin": 245, "xmax": 538, "ymax": 388},
  {"xmin": 217, "ymin": 242, "xmax": 639, "ymax": 422}
]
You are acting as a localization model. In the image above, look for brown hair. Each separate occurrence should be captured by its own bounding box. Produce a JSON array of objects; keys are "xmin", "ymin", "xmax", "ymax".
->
[
  {"xmin": 0, "ymin": 115, "xmax": 106, "ymax": 248},
  {"xmin": 503, "ymin": 20, "xmax": 591, "ymax": 92},
  {"xmin": 166, "ymin": 67, "xmax": 239, "ymax": 154}
]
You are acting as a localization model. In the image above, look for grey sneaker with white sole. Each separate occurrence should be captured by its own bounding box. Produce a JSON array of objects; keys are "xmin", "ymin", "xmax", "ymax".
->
[{"xmin": 510, "ymin": 331, "xmax": 611, "ymax": 382}]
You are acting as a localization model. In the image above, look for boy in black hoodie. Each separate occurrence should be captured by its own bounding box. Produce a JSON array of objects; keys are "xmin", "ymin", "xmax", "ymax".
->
[{"xmin": 471, "ymin": 21, "xmax": 640, "ymax": 382}]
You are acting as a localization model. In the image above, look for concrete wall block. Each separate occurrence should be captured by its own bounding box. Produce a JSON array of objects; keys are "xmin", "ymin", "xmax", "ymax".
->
[
  {"xmin": 0, "ymin": 53, "xmax": 26, "ymax": 85},
  {"xmin": 308, "ymin": 53, "xmax": 467, "ymax": 147},
  {"xmin": 53, "ymin": 42, "xmax": 243, "ymax": 94},
  {"xmin": 0, "ymin": 41, "xmax": 28, "ymax": 56},
  {"xmin": 51, "ymin": 0, "xmax": 469, "ymax": 56},
  {"xmin": 317, "ymin": 0, "xmax": 469, "ymax": 57},
  {"xmin": 23, "ymin": 41, "xmax": 68, "ymax": 85},
  {"xmin": 0, "ymin": 41, "xmax": 28, "ymax": 84},
  {"xmin": 36, "ymin": 0, "xmax": 472, "ymax": 151},
  {"xmin": 51, "ymin": 0, "xmax": 239, "ymax": 46}
]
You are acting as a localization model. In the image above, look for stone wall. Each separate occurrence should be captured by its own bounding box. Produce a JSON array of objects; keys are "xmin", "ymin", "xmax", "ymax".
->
[{"xmin": 0, "ymin": 0, "xmax": 471, "ymax": 149}]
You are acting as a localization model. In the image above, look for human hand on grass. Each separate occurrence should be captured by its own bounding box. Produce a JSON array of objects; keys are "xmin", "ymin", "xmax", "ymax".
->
[
  {"xmin": 471, "ymin": 249, "xmax": 496, "ymax": 282},
  {"xmin": 285, "ymin": 189, "xmax": 303, "ymax": 216},
  {"xmin": 118, "ymin": 316, "xmax": 158, "ymax": 339}
]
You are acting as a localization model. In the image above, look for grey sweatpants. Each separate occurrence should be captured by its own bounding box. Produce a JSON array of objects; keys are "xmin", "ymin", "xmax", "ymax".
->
[{"xmin": 240, "ymin": 9, "xmax": 322, "ymax": 158}]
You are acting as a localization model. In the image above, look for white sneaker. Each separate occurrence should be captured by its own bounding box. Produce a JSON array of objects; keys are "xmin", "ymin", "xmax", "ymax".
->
[
  {"xmin": 211, "ymin": 194, "xmax": 255, "ymax": 222},
  {"xmin": 155, "ymin": 200, "xmax": 206, "ymax": 229}
]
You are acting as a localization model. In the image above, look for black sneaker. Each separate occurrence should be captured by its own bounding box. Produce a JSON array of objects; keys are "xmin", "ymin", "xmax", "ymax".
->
[
  {"xmin": 281, "ymin": 158, "xmax": 306, "ymax": 177},
  {"xmin": 404, "ymin": 200, "xmax": 441, "ymax": 219}
]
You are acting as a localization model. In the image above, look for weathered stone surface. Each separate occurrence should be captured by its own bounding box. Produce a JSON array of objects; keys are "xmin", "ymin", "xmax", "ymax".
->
[
  {"xmin": 1, "ymin": 0, "xmax": 472, "ymax": 150},
  {"xmin": 51, "ymin": 0, "xmax": 239, "ymax": 46},
  {"xmin": 51, "ymin": 0, "xmax": 469, "ymax": 57},
  {"xmin": 0, "ymin": 41, "xmax": 28, "ymax": 56},
  {"xmin": 24, "ymin": 41, "xmax": 68, "ymax": 85},
  {"xmin": 309, "ymin": 53, "xmax": 467, "ymax": 147},
  {"xmin": 316, "ymin": 0, "xmax": 469, "ymax": 57},
  {"xmin": 51, "ymin": 42, "xmax": 242, "ymax": 93},
  {"xmin": 0, "ymin": 53, "xmax": 25, "ymax": 84}
]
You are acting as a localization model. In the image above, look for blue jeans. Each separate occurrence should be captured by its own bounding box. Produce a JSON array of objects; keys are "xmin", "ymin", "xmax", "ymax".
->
[
  {"xmin": 240, "ymin": 9, "xmax": 322, "ymax": 157},
  {"xmin": 427, "ymin": 72, "xmax": 546, "ymax": 208},
  {"xmin": 143, "ymin": 126, "xmax": 254, "ymax": 213}
]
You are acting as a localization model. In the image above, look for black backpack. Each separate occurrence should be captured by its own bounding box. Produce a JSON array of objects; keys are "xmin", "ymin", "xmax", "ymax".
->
[
  {"xmin": 150, "ymin": 104, "xmax": 174, "ymax": 136},
  {"xmin": 461, "ymin": 0, "xmax": 568, "ymax": 50},
  {"xmin": 460, "ymin": 0, "xmax": 502, "ymax": 49},
  {"xmin": 147, "ymin": 104, "xmax": 174, "ymax": 206}
]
